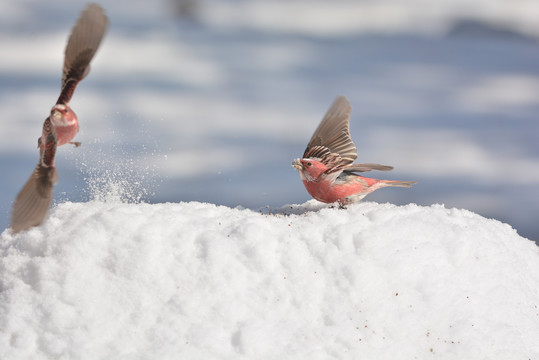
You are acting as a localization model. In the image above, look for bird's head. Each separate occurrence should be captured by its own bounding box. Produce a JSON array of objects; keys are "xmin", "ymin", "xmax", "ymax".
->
[
  {"xmin": 292, "ymin": 158, "xmax": 328, "ymax": 181},
  {"xmin": 50, "ymin": 104, "xmax": 77, "ymax": 127}
]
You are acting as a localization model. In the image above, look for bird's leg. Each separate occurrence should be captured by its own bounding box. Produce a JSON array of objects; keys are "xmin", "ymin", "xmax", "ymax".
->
[
  {"xmin": 338, "ymin": 203, "xmax": 347, "ymax": 210},
  {"xmin": 69, "ymin": 141, "xmax": 81, "ymax": 147}
]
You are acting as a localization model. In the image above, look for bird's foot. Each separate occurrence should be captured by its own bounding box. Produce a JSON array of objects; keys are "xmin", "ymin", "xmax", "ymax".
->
[
  {"xmin": 338, "ymin": 204, "xmax": 347, "ymax": 210},
  {"xmin": 70, "ymin": 141, "xmax": 81, "ymax": 147}
]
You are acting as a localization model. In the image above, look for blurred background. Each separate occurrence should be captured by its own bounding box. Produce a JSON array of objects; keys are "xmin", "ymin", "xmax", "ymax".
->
[{"xmin": 1, "ymin": 0, "xmax": 538, "ymax": 243}]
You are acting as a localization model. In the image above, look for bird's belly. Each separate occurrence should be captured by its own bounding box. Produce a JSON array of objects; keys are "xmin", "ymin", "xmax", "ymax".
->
[
  {"xmin": 303, "ymin": 180, "xmax": 353, "ymax": 204},
  {"xmin": 55, "ymin": 123, "xmax": 79, "ymax": 146},
  {"xmin": 303, "ymin": 176, "xmax": 373, "ymax": 204}
]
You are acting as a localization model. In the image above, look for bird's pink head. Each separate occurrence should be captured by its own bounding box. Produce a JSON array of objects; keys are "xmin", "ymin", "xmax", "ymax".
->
[
  {"xmin": 292, "ymin": 158, "xmax": 328, "ymax": 182},
  {"xmin": 50, "ymin": 104, "xmax": 77, "ymax": 128}
]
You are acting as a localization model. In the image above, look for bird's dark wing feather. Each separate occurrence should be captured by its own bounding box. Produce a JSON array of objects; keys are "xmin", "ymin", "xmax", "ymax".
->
[
  {"xmin": 344, "ymin": 163, "xmax": 394, "ymax": 173},
  {"xmin": 10, "ymin": 164, "xmax": 58, "ymax": 233},
  {"xmin": 303, "ymin": 96, "xmax": 357, "ymax": 173},
  {"xmin": 11, "ymin": 118, "xmax": 58, "ymax": 233},
  {"xmin": 57, "ymin": 3, "xmax": 109, "ymax": 105},
  {"xmin": 40, "ymin": 118, "xmax": 57, "ymax": 167}
]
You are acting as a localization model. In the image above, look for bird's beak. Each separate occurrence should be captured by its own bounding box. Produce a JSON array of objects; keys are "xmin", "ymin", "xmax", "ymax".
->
[{"xmin": 292, "ymin": 158, "xmax": 303, "ymax": 170}]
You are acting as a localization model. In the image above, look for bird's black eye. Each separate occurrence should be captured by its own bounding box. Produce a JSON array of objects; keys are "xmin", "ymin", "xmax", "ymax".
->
[{"xmin": 307, "ymin": 162, "xmax": 312, "ymax": 167}]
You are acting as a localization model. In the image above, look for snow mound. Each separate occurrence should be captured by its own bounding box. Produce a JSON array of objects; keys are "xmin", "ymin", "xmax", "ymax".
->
[{"xmin": 1, "ymin": 200, "xmax": 538, "ymax": 359}]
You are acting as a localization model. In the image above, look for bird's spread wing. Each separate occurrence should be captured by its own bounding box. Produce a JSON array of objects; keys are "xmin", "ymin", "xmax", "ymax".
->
[
  {"xmin": 344, "ymin": 163, "xmax": 394, "ymax": 173},
  {"xmin": 10, "ymin": 164, "xmax": 58, "ymax": 233},
  {"xmin": 57, "ymin": 3, "xmax": 109, "ymax": 105},
  {"xmin": 11, "ymin": 118, "xmax": 58, "ymax": 233},
  {"xmin": 303, "ymin": 95, "xmax": 357, "ymax": 173}
]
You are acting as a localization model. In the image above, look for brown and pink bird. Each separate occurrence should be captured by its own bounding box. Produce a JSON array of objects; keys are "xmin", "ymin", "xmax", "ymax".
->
[
  {"xmin": 10, "ymin": 4, "xmax": 109, "ymax": 233},
  {"xmin": 292, "ymin": 95, "xmax": 416, "ymax": 205}
]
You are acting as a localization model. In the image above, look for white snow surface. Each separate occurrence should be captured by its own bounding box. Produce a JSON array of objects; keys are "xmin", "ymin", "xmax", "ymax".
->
[{"xmin": 1, "ymin": 199, "xmax": 538, "ymax": 359}]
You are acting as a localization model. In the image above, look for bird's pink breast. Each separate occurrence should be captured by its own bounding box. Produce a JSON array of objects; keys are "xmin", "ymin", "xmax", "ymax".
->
[{"xmin": 55, "ymin": 123, "xmax": 79, "ymax": 146}]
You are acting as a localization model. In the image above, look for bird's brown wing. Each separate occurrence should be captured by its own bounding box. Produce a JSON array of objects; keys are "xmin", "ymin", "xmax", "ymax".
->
[
  {"xmin": 10, "ymin": 164, "xmax": 58, "ymax": 233},
  {"xmin": 303, "ymin": 95, "xmax": 357, "ymax": 173},
  {"xmin": 57, "ymin": 3, "xmax": 109, "ymax": 105},
  {"xmin": 344, "ymin": 163, "xmax": 394, "ymax": 173},
  {"xmin": 11, "ymin": 118, "xmax": 59, "ymax": 233}
]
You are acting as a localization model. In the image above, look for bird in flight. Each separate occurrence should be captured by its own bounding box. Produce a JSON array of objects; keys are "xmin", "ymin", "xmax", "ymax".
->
[
  {"xmin": 292, "ymin": 95, "xmax": 416, "ymax": 205},
  {"xmin": 11, "ymin": 3, "xmax": 109, "ymax": 232}
]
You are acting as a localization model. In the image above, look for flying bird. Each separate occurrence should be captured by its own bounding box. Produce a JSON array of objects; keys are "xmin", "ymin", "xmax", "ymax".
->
[
  {"xmin": 10, "ymin": 3, "xmax": 109, "ymax": 233},
  {"xmin": 292, "ymin": 95, "xmax": 416, "ymax": 205}
]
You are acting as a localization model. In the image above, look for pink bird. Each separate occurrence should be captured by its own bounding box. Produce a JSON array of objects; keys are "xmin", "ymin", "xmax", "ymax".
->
[
  {"xmin": 292, "ymin": 95, "xmax": 416, "ymax": 205},
  {"xmin": 10, "ymin": 4, "xmax": 108, "ymax": 233}
]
